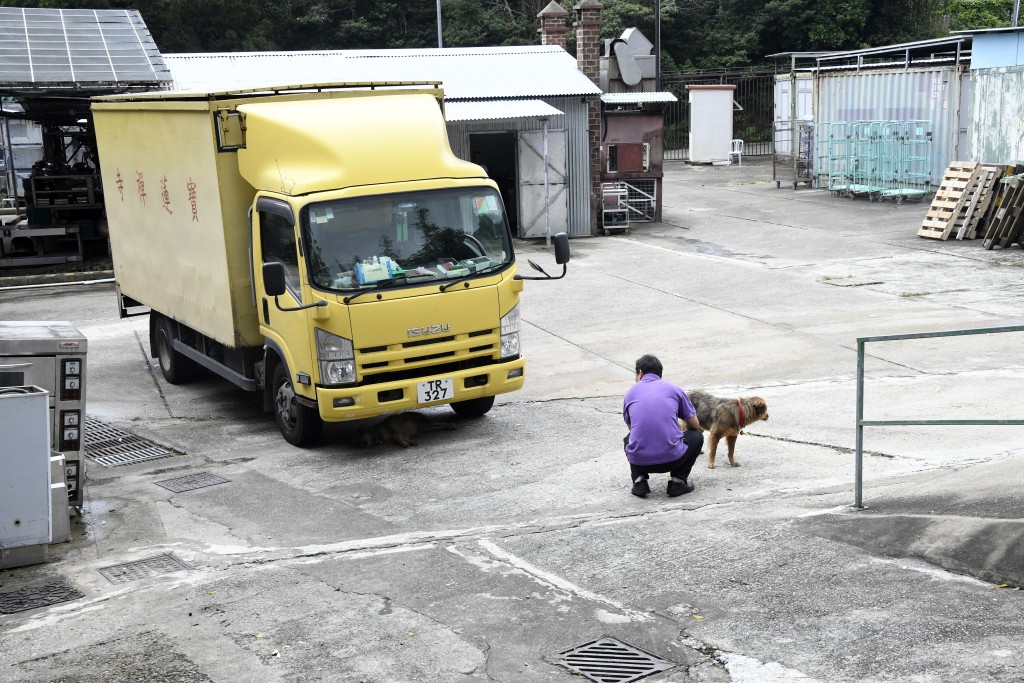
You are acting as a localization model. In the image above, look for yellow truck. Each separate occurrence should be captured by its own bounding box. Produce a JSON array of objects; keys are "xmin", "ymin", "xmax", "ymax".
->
[{"xmin": 91, "ymin": 83, "xmax": 569, "ymax": 446}]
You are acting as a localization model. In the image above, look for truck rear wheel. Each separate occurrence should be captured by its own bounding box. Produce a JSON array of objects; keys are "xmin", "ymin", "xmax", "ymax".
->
[
  {"xmin": 153, "ymin": 316, "xmax": 196, "ymax": 384},
  {"xmin": 450, "ymin": 395, "xmax": 495, "ymax": 418},
  {"xmin": 272, "ymin": 363, "xmax": 323, "ymax": 447}
]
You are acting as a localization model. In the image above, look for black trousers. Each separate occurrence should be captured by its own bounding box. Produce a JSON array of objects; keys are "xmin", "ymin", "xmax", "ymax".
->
[{"xmin": 627, "ymin": 428, "xmax": 704, "ymax": 482}]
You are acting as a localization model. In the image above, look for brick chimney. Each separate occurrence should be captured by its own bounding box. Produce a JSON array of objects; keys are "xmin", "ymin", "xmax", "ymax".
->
[
  {"xmin": 575, "ymin": 0, "xmax": 603, "ymax": 235},
  {"xmin": 537, "ymin": 1, "xmax": 569, "ymax": 51}
]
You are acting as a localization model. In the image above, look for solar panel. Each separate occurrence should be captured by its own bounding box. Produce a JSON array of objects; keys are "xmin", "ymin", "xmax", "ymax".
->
[{"xmin": 0, "ymin": 7, "xmax": 171, "ymax": 87}]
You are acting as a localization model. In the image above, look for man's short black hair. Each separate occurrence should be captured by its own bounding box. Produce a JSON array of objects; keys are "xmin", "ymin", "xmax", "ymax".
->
[{"xmin": 635, "ymin": 354, "xmax": 662, "ymax": 377}]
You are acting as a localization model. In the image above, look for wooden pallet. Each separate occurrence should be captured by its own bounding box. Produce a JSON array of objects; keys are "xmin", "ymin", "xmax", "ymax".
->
[
  {"xmin": 958, "ymin": 166, "xmax": 1001, "ymax": 239},
  {"xmin": 919, "ymin": 162, "xmax": 982, "ymax": 240},
  {"xmin": 973, "ymin": 167, "xmax": 1010, "ymax": 239},
  {"xmin": 982, "ymin": 176, "xmax": 1024, "ymax": 249}
]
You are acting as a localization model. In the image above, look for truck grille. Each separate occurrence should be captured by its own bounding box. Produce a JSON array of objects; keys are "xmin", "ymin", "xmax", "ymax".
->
[{"xmin": 356, "ymin": 327, "xmax": 499, "ymax": 385}]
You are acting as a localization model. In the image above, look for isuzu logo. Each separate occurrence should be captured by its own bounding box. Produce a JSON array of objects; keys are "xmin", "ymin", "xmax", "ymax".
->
[{"xmin": 408, "ymin": 323, "xmax": 451, "ymax": 338}]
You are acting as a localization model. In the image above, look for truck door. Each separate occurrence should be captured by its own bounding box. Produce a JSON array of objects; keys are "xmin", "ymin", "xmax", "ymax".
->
[{"xmin": 252, "ymin": 197, "xmax": 316, "ymax": 403}]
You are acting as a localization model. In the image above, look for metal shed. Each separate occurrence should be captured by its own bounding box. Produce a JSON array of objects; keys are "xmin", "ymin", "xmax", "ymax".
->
[
  {"xmin": 810, "ymin": 37, "xmax": 972, "ymax": 189},
  {"xmin": 770, "ymin": 39, "xmax": 974, "ymax": 190},
  {"xmin": 163, "ymin": 47, "xmax": 602, "ymax": 238}
]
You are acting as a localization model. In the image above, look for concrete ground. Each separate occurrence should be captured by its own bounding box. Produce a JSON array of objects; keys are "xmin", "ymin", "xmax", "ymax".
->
[{"xmin": 1, "ymin": 156, "xmax": 1023, "ymax": 682}]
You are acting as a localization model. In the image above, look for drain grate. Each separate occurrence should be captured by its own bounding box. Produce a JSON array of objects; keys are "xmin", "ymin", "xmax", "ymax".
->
[
  {"xmin": 0, "ymin": 583, "xmax": 83, "ymax": 614},
  {"xmin": 85, "ymin": 416, "xmax": 174, "ymax": 467},
  {"xmin": 155, "ymin": 472, "xmax": 230, "ymax": 493},
  {"xmin": 98, "ymin": 554, "xmax": 192, "ymax": 585},
  {"xmin": 551, "ymin": 638, "xmax": 674, "ymax": 683}
]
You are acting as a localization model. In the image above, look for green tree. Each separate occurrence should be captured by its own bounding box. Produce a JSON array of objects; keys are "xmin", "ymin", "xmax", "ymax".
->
[{"xmin": 943, "ymin": 0, "xmax": 1015, "ymax": 30}]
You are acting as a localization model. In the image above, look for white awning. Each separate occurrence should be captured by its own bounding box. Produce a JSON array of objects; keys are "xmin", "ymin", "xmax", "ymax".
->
[
  {"xmin": 601, "ymin": 92, "xmax": 678, "ymax": 104},
  {"xmin": 444, "ymin": 99, "xmax": 563, "ymax": 122}
]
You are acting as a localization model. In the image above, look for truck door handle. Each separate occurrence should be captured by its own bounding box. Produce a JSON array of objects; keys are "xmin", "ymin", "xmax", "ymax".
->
[{"xmin": 262, "ymin": 298, "xmax": 270, "ymax": 324}]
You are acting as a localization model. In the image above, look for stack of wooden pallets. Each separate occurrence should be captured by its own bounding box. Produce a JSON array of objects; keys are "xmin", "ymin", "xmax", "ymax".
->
[
  {"xmin": 918, "ymin": 162, "xmax": 1022, "ymax": 246},
  {"xmin": 982, "ymin": 175, "xmax": 1024, "ymax": 249}
]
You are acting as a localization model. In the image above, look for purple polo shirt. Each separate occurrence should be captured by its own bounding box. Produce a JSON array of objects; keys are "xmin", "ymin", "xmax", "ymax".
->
[{"xmin": 623, "ymin": 374, "xmax": 697, "ymax": 465}]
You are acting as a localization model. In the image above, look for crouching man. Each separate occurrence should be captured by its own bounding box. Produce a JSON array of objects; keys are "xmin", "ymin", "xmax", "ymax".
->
[{"xmin": 623, "ymin": 354, "xmax": 704, "ymax": 497}]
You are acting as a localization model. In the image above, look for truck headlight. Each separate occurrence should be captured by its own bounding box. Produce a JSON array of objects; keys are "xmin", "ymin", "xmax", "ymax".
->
[
  {"xmin": 316, "ymin": 328, "xmax": 355, "ymax": 385},
  {"xmin": 500, "ymin": 305, "xmax": 520, "ymax": 359}
]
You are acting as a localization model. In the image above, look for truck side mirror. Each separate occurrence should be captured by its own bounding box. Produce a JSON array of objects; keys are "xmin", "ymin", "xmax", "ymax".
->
[
  {"xmin": 553, "ymin": 232, "xmax": 570, "ymax": 265},
  {"xmin": 263, "ymin": 261, "xmax": 287, "ymax": 296}
]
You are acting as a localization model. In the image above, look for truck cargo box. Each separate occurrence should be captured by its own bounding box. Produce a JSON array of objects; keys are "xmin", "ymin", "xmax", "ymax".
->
[{"xmin": 92, "ymin": 96, "xmax": 262, "ymax": 347}]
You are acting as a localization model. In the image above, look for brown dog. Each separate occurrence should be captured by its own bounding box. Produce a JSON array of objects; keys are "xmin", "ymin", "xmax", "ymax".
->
[
  {"xmin": 686, "ymin": 389, "xmax": 769, "ymax": 468},
  {"xmin": 355, "ymin": 412, "xmax": 457, "ymax": 448}
]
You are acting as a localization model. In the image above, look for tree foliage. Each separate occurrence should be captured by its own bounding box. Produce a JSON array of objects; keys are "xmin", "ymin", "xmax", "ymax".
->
[{"xmin": 0, "ymin": 0, "xmax": 1016, "ymax": 68}]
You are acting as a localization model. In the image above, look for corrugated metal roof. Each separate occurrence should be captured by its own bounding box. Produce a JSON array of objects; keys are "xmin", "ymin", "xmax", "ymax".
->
[
  {"xmin": 445, "ymin": 99, "xmax": 563, "ymax": 122},
  {"xmin": 0, "ymin": 7, "xmax": 170, "ymax": 87},
  {"xmin": 601, "ymin": 91, "xmax": 677, "ymax": 104},
  {"xmin": 164, "ymin": 46, "xmax": 602, "ymax": 100}
]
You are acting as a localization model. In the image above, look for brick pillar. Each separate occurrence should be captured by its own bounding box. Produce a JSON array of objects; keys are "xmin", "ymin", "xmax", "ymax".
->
[
  {"xmin": 537, "ymin": 1, "xmax": 569, "ymax": 51},
  {"xmin": 575, "ymin": 0, "xmax": 603, "ymax": 235}
]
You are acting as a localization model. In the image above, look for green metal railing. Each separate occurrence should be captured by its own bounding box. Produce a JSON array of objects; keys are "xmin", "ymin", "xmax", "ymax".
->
[{"xmin": 855, "ymin": 324, "xmax": 1024, "ymax": 508}]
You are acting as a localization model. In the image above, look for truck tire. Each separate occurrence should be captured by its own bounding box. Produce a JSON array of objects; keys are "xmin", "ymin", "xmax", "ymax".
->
[
  {"xmin": 272, "ymin": 363, "xmax": 323, "ymax": 447},
  {"xmin": 153, "ymin": 316, "xmax": 196, "ymax": 384},
  {"xmin": 450, "ymin": 395, "xmax": 495, "ymax": 418}
]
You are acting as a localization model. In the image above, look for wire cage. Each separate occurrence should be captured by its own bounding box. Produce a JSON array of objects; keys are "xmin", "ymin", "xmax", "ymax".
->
[
  {"xmin": 818, "ymin": 120, "xmax": 932, "ymax": 202},
  {"xmin": 772, "ymin": 120, "xmax": 814, "ymax": 189}
]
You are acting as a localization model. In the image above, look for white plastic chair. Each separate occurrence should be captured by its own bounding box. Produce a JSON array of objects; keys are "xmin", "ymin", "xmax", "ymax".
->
[{"xmin": 729, "ymin": 139, "xmax": 744, "ymax": 166}]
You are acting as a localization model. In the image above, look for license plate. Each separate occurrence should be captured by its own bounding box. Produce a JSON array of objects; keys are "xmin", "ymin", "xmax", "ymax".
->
[{"xmin": 417, "ymin": 378, "xmax": 453, "ymax": 404}]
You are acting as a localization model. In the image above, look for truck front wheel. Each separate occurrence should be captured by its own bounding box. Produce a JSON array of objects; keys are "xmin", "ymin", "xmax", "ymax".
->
[
  {"xmin": 272, "ymin": 363, "xmax": 323, "ymax": 447},
  {"xmin": 450, "ymin": 395, "xmax": 495, "ymax": 418},
  {"xmin": 154, "ymin": 316, "xmax": 196, "ymax": 384}
]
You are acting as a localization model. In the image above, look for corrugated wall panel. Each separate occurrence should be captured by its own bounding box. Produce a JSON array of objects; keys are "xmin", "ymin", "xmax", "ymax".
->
[
  {"xmin": 814, "ymin": 67, "xmax": 969, "ymax": 185},
  {"xmin": 969, "ymin": 66, "xmax": 1024, "ymax": 164},
  {"xmin": 446, "ymin": 97, "xmax": 592, "ymax": 237}
]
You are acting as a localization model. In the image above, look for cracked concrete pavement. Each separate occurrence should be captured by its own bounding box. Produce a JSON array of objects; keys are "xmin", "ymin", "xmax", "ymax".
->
[{"xmin": 1, "ymin": 156, "xmax": 1023, "ymax": 682}]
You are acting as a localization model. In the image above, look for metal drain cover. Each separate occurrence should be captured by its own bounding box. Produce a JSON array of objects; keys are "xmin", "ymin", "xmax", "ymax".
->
[
  {"xmin": 98, "ymin": 554, "xmax": 192, "ymax": 585},
  {"xmin": 0, "ymin": 583, "xmax": 83, "ymax": 614},
  {"xmin": 85, "ymin": 416, "xmax": 174, "ymax": 467},
  {"xmin": 551, "ymin": 637, "xmax": 674, "ymax": 683},
  {"xmin": 155, "ymin": 472, "xmax": 230, "ymax": 493}
]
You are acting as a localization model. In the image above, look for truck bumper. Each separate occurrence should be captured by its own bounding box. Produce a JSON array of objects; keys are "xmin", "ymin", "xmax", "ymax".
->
[{"xmin": 315, "ymin": 357, "xmax": 525, "ymax": 421}]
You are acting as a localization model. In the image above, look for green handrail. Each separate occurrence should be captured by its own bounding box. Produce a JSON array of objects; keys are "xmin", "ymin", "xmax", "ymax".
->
[{"xmin": 855, "ymin": 324, "xmax": 1024, "ymax": 508}]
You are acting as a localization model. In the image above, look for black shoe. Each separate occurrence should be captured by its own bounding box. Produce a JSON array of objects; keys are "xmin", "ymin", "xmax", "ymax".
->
[
  {"xmin": 631, "ymin": 479, "xmax": 651, "ymax": 497},
  {"xmin": 667, "ymin": 479, "xmax": 694, "ymax": 497}
]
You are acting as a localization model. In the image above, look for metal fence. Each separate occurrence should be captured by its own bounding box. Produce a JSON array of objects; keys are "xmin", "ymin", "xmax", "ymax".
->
[
  {"xmin": 855, "ymin": 324, "xmax": 1024, "ymax": 509},
  {"xmin": 661, "ymin": 69, "xmax": 777, "ymax": 161}
]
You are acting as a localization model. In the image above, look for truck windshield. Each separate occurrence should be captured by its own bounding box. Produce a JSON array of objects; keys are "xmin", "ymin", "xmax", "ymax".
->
[{"xmin": 302, "ymin": 187, "xmax": 514, "ymax": 293}]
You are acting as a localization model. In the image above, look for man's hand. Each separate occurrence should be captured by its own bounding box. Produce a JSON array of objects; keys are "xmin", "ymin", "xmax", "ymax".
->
[{"xmin": 680, "ymin": 416, "xmax": 701, "ymax": 431}]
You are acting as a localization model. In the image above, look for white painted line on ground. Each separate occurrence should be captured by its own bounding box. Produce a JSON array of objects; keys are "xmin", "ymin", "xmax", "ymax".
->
[{"xmin": 473, "ymin": 539, "xmax": 654, "ymax": 623}]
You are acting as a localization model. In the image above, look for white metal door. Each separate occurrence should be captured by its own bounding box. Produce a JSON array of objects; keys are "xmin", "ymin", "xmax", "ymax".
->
[{"xmin": 518, "ymin": 129, "xmax": 567, "ymax": 239}]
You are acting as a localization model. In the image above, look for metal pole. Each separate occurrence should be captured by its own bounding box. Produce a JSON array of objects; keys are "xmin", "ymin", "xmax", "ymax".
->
[
  {"xmin": 2, "ymin": 111, "xmax": 17, "ymax": 207},
  {"xmin": 436, "ymin": 0, "xmax": 443, "ymax": 48},
  {"xmin": 1014, "ymin": 0, "xmax": 1020, "ymax": 27},
  {"xmin": 854, "ymin": 339, "xmax": 865, "ymax": 509},
  {"xmin": 542, "ymin": 118, "xmax": 551, "ymax": 247},
  {"xmin": 654, "ymin": 0, "xmax": 661, "ymax": 91}
]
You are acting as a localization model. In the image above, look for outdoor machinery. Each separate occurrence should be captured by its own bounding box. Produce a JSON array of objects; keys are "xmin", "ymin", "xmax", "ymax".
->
[{"xmin": 90, "ymin": 83, "xmax": 568, "ymax": 446}]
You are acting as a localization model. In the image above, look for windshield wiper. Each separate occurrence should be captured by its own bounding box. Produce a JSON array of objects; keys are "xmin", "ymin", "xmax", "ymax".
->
[
  {"xmin": 342, "ymin": 277, "xmax": 398, "ymax": 304},
  {"xmin": 438, "ymin": 263, "xmax": 504, "ymax": 292}
]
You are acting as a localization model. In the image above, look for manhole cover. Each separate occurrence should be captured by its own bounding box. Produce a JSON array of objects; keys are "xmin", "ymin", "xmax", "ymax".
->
[
  {"xmin": 98, "ymin": 554, "xmax": 192, "ymax": 585},
  {"xmin": 551, "ymin": 638, "xmax": 674, "ymax": 683},
  {"xmin": 85, "ymin": 416, "xmax": 174, "ymax": 467},
  {"xmin": 155, "ymin": 472, "xmax": 230, "ymax": 493},
  {"xmin": 0, "ymin": 583, "xmax": 83, "ymax": 614}
]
